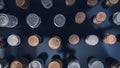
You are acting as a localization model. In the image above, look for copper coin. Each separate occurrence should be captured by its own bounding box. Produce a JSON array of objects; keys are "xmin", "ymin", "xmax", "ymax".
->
[
  {"xmin": 103, "ymin": 34, "xmax": 117, "ymax": 45},
  {"xmin": 68, "ymin": 34, "xmax": 80, "ymax": 45},
  {"xmin": 48, "ymin": 36, "xmax": 61, "ymax": 49},
  {"xmin": 65, "ymin": 0, "xmax": 76, "ymax": 6},
  {"xmin": 93, "ymin": 12, "xmax": 107, "ymax": 24},
  {"xmin": 10, "ymin": 60, "xmax": 23, "ymax": 68},
  {"xmin": 48, "ymin": 61, "xmax": 62, "ymax": 68},
  {"xmin": 75, "ymin": 12, "xmax": 86, "ymax": 24},
  {"xmin": 16, "ymin": 0, "xmax": 29, "ymax": 9},
  {"xmin": 28, "ymin": 35, "xmax": 41, "ymax": 47},
  {"xmin": 106, "ymin": 0, "xmax": 119, "ymax": 6},
  {"xmin": 87, "ymin": 0, "xmax": 98, "ymax": 6}
]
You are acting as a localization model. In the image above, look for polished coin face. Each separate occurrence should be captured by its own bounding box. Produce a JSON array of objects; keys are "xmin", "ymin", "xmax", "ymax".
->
[
  {"xmin": 26, "ymin": 13, "xmax": 41, "ymax": 28},
  {"xmin": 28, "ymin": 35, "xmax": 40, "ymax": 47},
  {"xmin": 75, "ymin": 12, "xmax": 86, "ymax": 24},
  {"xmin": 65, "ymin": 0, "xmax": 76, "ymax": 6},
  {"xmin": 89, "ymin": 60, "xmax": 104, "ymax": 68},
  {"xmin": 7, "ymin": 34, "xmax": 21, "ymax": 46},
  {"xmin": 10, "ymin": 60, "xmax": 23, "ymax": 68},
  {"xmin": 48, "ymin": 36, "xmax": 61, "ymax": 49},
  {"xmin": 48, "ymin": 61, "xmax": 62, "ymax": 68},
  {"xmin": 85, "ymin": 35, "xmax": 99, "ymax": 46},
  {"xmin": 93, "ymin": 12, "xmax": 107, "ymax": 24},
  {"xmin": 87, "ymin": 0, "xmax": 98, "ymax": 6},
  {"xmin": 68, "ymin": 34, "xmax": 80, "ymax": 45},
  {"xmin": 68, "ymin": 60, "xmax": 80, "ymax": 68},
  {"xmin": 54, "ymin": 14, "xmax": 66, "ymax": 27},
  {"xmin": 41, "ymin": 0, "xmax": 53, "ymax": 8},
  {"xmin": 103, "ymin": 34, "xmax": 117, "ymax": 45},
  {"xmin": 113, "ymin": 12, "xmax": 120, "ymax": 25},
  {"xmin": 29, "ymin": 60, "xmax": 42, "ymax": 68}
]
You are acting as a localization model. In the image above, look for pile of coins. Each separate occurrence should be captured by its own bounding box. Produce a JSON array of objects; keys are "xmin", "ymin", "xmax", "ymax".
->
[{"xmin": 0, "ymin": 0, "xmax": 120, "ymax": 68}]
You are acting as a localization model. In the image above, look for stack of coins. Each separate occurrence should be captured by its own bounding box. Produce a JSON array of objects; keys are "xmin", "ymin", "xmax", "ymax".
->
[
  {"xmin": 7, "ymin": 34, "xmax": 21, "ymax": 46},
  {"xmin": 68, "ymin": 34, "xmax": 80, "ymax": 45},
  {"xmin": 48, "ymin": 36, "xmax": 61, "ymax": 49},
  {"xmin": 113, "ymin": 12, "xmax": 120, "ymax": 25},
  {"xmin": 105, "ymin": 0, "xmax": 119, "ymax": 7},
  {"xmin": 26, "ymin": 13, "xmax": 42, "ymax": 28},
  {"xmin": 16, "ymin": 0, "xmax": 30, "ymax": 9},
  {"xmin": 103, "ymin": 34, "xmax": 117, "ymax": 45},
  {"xmin": 75, "ymin": 12, "xmax": 86, "ymax": 24},
  {"xmin": 28, "ymin": 35, "xmax": 41, "ymax": 47},
  {"xmin": 93, "ymin": 12, "xmax": 107, "ymax": 24},
  {"xmin": 0, "ymin": 13, "xmax": 18, "ymax": 28}
]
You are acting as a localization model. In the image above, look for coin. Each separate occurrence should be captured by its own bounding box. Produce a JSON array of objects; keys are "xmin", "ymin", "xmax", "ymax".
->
[
  {"xmin": 68, "ymin": 60, "xmax": 81, "ymax": 68},
  {"xmin": 103, "ymin": 34, "xmax": 117, "ymax": 45},
  {"xmin": 87, "ymin": 0, "xmax": 98, "ymax": 6},
  {"xmin": 68, "ymin": 34, "xmax": 80, "ymax": 45},
  {"xmin": 29, "ymin": 60, "xmax": 43, "ymax": 68},
  {"xmin": 106, "ymin": 0, "xmax": 119, "ymax": 6},
  {"xmin": 10, "ymin": 60, "xmax": 23, "ymax": 68},
  {"xmin": 93, "ymin": 12, "xmax": 107, "ymax": 24},
  {"xmin": 48, "ymin": 36, "xmax": 61, "ymax": 49},
  {"xmin": 7, "ymin": 34, "xmax": 21, "ymax": 46},
  {"xmin": 113, "ymin": 12, "xmax": 120, "ymax": 25},
  {"xmin": 28, "ymin": 35, "xmax": 41, "ymax": 47},
  {"xmin": 75, "ymin": 12, "xmax": 86, "ymax": 24},
  {"xmin": 48, "ymin": 61, "xmax": 62, "ymax": 68},
  {"xmin": 16, "ymin": 0, "xmax": 29, "ymax": 9},
  {"xmin": 65, "ymin": 0, "xmax": 76, "ymax": 6}
]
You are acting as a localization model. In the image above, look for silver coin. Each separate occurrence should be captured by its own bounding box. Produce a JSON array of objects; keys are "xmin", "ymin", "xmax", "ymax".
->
[
  {"xmin": 41, "ymin": 0, "xmax": 53, "ymax": 9},
  {"xmin": 54, "ymin": 14, "xmax": 66, "ymax": 27},
  {"xmin": 29, "ymin": 60, "xmax": 43, "ymax": 68},
  {"xmin": 89, "ymin": 60, "xmax": 104, "ymax": 68},
  {"xmin": 113, "ymin": 12, "xmax": 120, "ymax": 25},
  {"xmin": 0, "ymin": 13, "xmax": 18, "ymax": 28},
  {"xmin": 85, "ymin": 35, "xmax": 99, "ymax": 46},
  {"xmin": 7, "ymin": 34, "xmax": 21, "ymax": 46},
  {"xmin": 26, "ymin": 13, "xmax": 41, "ymax": 28},
  {"xmin": 68, "ymin": 60, "xmax": 81, "ymax": 68}
]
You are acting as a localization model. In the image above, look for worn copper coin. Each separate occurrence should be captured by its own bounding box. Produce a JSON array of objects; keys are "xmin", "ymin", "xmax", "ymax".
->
[
  {"xmin": 87, "ymin": 0, "xmax": 98, "ymax": 6},
  {"xmin": 10, "ymin": 60, "xmax": 23, "ymax": 68},
  {"xmin": 103, "ymin": 34, "xmax": 117, "ymax": 45},
  {"xmin": 75, "ymin": 12, "xmax": 86, "ymax": 24},
  {"xmin": 48, "ymin": 36, "xmax": 61, "ymax": 49},
  {"xmin": 68, "ymin": 34, "xmax": 80, "ymax": 45},
  {"xmin": 93, "ymin": 12, "xmax": 107, "ymax": 24},
  {"xmin": 48, "ymin": 61, "xmax": 62, "ymax": 68},
  {"xmin": 28, "ymin": 35, "xmax": 41, "ymax": 47},
  {"xmin": 65, "ymin": 0, "xmax": 76, "ymax": 6},
  {"xmin": 16, "ymin": 0, "xmax": 29, "ymax": 9}
]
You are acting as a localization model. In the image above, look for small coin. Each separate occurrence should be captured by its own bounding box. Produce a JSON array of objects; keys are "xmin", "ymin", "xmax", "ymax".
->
[
  {"xmin": 29, "ymin": 60, "xmax": 42, "ymax": 68},
  {"xmin": 48, "ymin": 36, "xmax": 61, "ymax": 49},
  {"xmin": 68, "ymin": 34, "xmax": 80, "ymax": 45},
  {"xmin": 87, "ymin": 0, "xmax": 98, "ymax": 6},
  {"xmin": 65, "ymin": 0, "xmax": 76, "ymax": 6},
  {"xmin": 10, "ymin": 60, "xmax": 23, "ymax": 68},
  {"xmin": 93, "ymin": 12, "xmax": 107, "ymax": 24},
  {"xmin": 48, "ymin": 61, "xmax": 62, "ymax": 68},
  {"xmin": 28, "ymin": 35, "xmax": 41, "ymax": 47},
  {"xmin": 109, "ymin": 0, "xmax": 119, "ymax": 5},
  {"xmin": 103, "ymin": 34, "xmax": 117, "ymax": 45},
  {"xmin": 75, "ymin": 12, "xmax": 86, "ymax": 24}
]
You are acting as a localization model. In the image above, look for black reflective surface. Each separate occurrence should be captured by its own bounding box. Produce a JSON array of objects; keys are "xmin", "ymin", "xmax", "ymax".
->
[{"xmin": 0, "ymin": 0, "xmax": 120, "ymax": 68}]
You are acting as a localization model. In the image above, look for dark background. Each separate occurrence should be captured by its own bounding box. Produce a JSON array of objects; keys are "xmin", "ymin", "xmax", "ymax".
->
[{"xmin": 0, "ymin": 0, "xmax": 120, "ymax": 68}]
